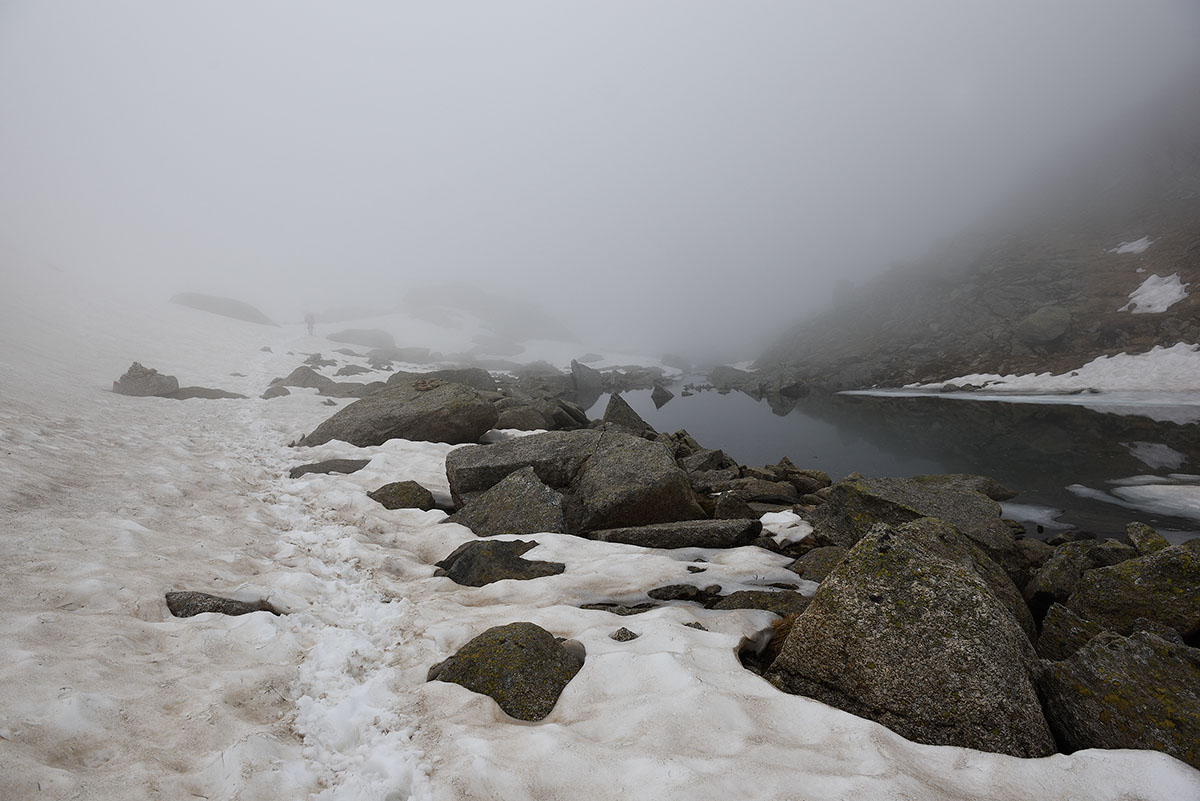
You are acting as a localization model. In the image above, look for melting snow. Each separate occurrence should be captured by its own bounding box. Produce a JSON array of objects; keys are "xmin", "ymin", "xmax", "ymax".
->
[
  {"xmin": 3, "ymin": 262, "xmax": 1200, "ymax": 799},
  {"xmin": 1109, "ymin": 236, "xmax": 1153, "ymax": 255},
  {"xmin": 1118, "ymin": 273, "xmax": 1190, "ymax": 314}
]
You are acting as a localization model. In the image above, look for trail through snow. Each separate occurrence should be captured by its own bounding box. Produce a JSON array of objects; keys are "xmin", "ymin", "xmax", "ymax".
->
[{"xmin": 3, "ymin": 266, "xmax": 1199, "ymax": 800}]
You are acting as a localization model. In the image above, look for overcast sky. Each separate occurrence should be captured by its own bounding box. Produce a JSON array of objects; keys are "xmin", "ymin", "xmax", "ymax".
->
[{"xmin": 2, "ymin": 2, "xmax": 1197, "ymax": 357}]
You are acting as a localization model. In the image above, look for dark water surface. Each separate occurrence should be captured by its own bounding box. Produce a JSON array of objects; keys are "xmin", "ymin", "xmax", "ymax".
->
[{"xmin": 587, "ymin": 385, "xmax": 1200, "ymax": 540}]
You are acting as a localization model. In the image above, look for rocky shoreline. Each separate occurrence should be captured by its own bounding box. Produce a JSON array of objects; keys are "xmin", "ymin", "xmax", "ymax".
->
[{"xmin": 116, "ymin": 353, "xmax": 1200, "ymax": 770}]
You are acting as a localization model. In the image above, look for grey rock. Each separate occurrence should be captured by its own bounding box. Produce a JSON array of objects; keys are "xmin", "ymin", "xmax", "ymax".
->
[
  {"xmin": 446, "ymin": 430, "xmax": 603, "ymax": 506},
  {"xmin": 434, "ymin": 539, "xmax": 565, "ymax": 586},
  {"xmin": 289, "ymin": 458, "xmax": 371, "ymax": 479},
  {"xmin": 1024, "ymin": 539, "xmax": 1138, "ymax": 621},
  {"xmin": 787, "ymin": 546, "xmax": 849, "ymax": 583},
  {"xmin": 112, "ymin": 362, "xmax": 180, "ymax": 397},
  {"xmin": 648, "ymin": 584, "xmax": 721, "ymax": 604},
  {"xmin": 651, "ymin": 384, "xmax": 674, "ymax": 408},
  {"xmin": 299, "ymin": 380, "xmax": 498, "ymax": 447},
  {"xmin": 1017, "ymin": 304, "xmax": 1071, "ymax": 345},
  {"xmin": 713, "ymin": 492, "xmax": 758, "ymax": 520},
  {"xmin": 261, "ymin": 384, "xmax": 291, "ymax": 399},
  {"xmin": 601, "ymin": 393, "xmax": 654, "ymax": 434},
  {"xmin": 336, "ymin": 365, "xmax": 372, "ymax": 377},
  {"xmin": 494, "ymin": 406, "xmax": 551, "ymax": 431},
  {"xmin": 1039, "ymin": 631, "xmax": 1200, "ymax": 769},
  {"xmin": 368, "ymin": 480, "xmax": 436, "ymax": 511},
  {"xmin": 589, "ymin": 519, "xmax": 761, "ymax": 549},
  {"xmin": 274, "ymin": 365, "xmax": 334, "ymax": 391},
  {"xmin": 1036, "ymin": 602, "xmax": 1105, "ymax": 661},
  {"xmin": 387, "ymin": 368, "xmax": 497, "ymax": 392},
  {"xmin": 168, "ymin": 386, "xmax": 246, "ymax": 400},
  {"xmin": 680, "ymin": 449, "xmax": 737, "ymax": 473},
  {"xmin": 1065, "ymin": 543, "xmax": 1200, "ymax": 642},
  {"xmin": 610, "ymin": 627, "xmax": 639, "ymax": 641},
  {"xmin": 166, "ymin": 591, "xmax": 280, "ymax": 618},
  {"xmin": 767, "ymin": 518, "xmax": 1054, "ymax": 758},
  {"xmin": 327, "ymin": 328, "xmax": 395, "ymax": 350},
  {"xmin": 449, "ymin": 467, "xmax": 566, "ymax": 537},
  {"xmin": 712, "ymin": 590, "xmax": 810, "ymax": 616},
  {"xmin": 570, "ymin": 359, "xmax": 604, "ymax": 407},
  {"xmin": 1126, "ymin": 520, "xmax": 1170, "ymax": 555},
  {"xmin": 429, "ymin": 622, "xmax": 584, "ymax": 721}
]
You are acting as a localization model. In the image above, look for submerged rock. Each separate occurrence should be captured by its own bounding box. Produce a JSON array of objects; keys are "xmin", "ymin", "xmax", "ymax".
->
[
  {"xmin": 767, "ymin": 518, "xmax": 1055, "ymax": 758},
  {"xmin": 429, "ymin": 622, "xmax": 584, "ymax": 721}
]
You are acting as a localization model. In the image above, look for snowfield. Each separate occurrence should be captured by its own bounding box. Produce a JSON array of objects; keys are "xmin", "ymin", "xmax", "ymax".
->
[
  {"xmin": 1119, "ymin": 273, "xmax": 1190, "ymax": 314},
  {"xmin": 3, "ymin": 265, "xmax": 1199, "ymax": 800}
]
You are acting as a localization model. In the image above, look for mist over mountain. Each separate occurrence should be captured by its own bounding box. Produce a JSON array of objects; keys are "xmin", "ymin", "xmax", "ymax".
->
[{"xmin": 758, "ymin": 59, "xmax": 1200, "ymax": 388}]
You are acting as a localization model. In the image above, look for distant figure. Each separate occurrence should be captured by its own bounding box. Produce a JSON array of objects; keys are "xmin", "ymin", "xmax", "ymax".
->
[{"xmin": 304, "ymin": 312, "xmax": 316, "ymax": 336}]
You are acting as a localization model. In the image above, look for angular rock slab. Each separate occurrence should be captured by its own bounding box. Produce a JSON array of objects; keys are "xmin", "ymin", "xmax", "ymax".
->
[
  {"xmin": 166, "ymin": 591, "xmax": 280, "ymax": 618},
  {"xmin": 434, "ymin": 539, "xmax": 565, "ymax": 587},
  {"xmin": 446, "ymin": 429, "xmax": 602, "ymax": 506},
  {"xmin": 299, "ymin": 380, "xmax": 498, "ymax": 446},
  {"xmin": 288, "ymin": 458, "xmax": 370, "ymax": 479},
  {"xmin": 1039, "ymin": 631, "xmax": 1200, "ymax": 769},
  {"xmin": 429, "ymin": 622, "xmax": 584, "ymax": 721},
  {"xmin": 1066, "ymin": 542, "xmax": 1200, "ymax": 642},
  {"xmin": 590, "ymin": 518, "xmax": 761, "ymax": 549},
  {"xmin": 449, "ymin": 467, "xmax": 566, "ymax": 536},
  {"xmin": 766, "ymin": 518, "xmax": 1055, "ymax": 758}
]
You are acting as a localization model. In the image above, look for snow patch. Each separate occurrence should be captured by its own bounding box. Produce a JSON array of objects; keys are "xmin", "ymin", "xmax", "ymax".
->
[
  {"xmin": 1118, "ymin": 273, "xmax": 1190, "ymax": 314},
  {"xmin": 1125, "ymin": 442, "xmax": 1188, "ymax": 471},
  {"xmin": 1109, "ymin": 236, "xmax": 1153, "ymax": 254}
]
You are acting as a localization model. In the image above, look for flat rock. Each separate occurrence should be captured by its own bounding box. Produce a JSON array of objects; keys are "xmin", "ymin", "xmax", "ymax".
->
[
  {"xmin": 712, "ymin": 590, "xmax": 810, "ymax": 616},
  {"xmin": 168, "ymin": 386, "xmax": 247, "ymax": 400},
  {"xmin": 289, "ymin": 458, "xmax": 371, "ymax": 479},
  {"xmin": 590, "ymin": 518, "xmax": 761, "ymax": 549},
  {"xmin": 165, "ymin": 591, "xmax": 280, "ymax": 618},
  {"xmin": 434, "ymin": 539, "xmax": 565, "ymax": 586},
  {"xmin": 787, "ymin": 545, "xmax": 849, "ymax": 583}
]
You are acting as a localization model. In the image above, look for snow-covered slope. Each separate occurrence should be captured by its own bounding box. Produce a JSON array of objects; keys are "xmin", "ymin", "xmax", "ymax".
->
[{"xmin": 2, "ymin": 264, "xmax": 1199, "ymax": 800}]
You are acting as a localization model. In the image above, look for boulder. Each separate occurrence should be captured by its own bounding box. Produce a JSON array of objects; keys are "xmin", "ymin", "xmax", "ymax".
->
[
  {"xmin": 448, "ymin": 467, "xmax": 566, "ymax": 537},
  {"xmin": 274, "ymin": 365, "xmax": 335, "ymax": 391},
  {"xmin": 610, "ymin": 627, "xmax": 639, "ymax": 642},
  {"xmin": 1017, "ymin": 304, "xmax": 1071, "ymax": 345},
  {"xmin": 787, "ymin": 546, "xmax": 849, "ymax": 583},
  {"xmin": 165, "ymin": 591, "xmax": 280, "ymax": 618},
  {"xmin": 168, "ymin": 386, "xmax": 246, "ymax": 400},
  {"xmin": 570, "ymin": 359, "xmax": 604, "ymax": 407},
  {"xmin": 713, "ymin": 492, "xmax": 758, "ymax": 520},
  {"xmin": 589, "ymin": 519, "xmax": 761, "ymax": 549},
  {"xmin": 336, "ymin": 365, "xmax": 372, "ymax": 377},
  {"xmin": 368, "ymin": 480, "xmax": 436, "ymax": 511},
  {"xmin": 565, "ymin": 433, "xmax": 705, "ymax": 533},
  {"xmin": 446, "ymin": 430, "xmax": 602, "ymax": 506},
  {"xmin": 434, "ymin": 540, "xmax": 565, "ymax": 586},
  {"xmin": 388, "ymin": 368, "xmax": 497, "ymax": 392},
  {"xmin": 1035, "ymin": 602, "xmax": 1105, "ymax": 661},
  {"xmin": 1065, "ymin": 543, "xmax": 1200, "ymax": 642},
  {"xmin": 805, "ymin": 474, "xmax": 1027, "ymax": 588},
  {"xmin": 327, "ymin": 328, "xmax": 396, "ymax": 350},
  {"xmin": 299, "ymin": 380, "xmax": 498, "ymax": 447},
  {"xmin": 680, "ymin": 449, "xmax": 737, "ymax": 473},
  {"xmin": 494, "ymin": 406, "xmax": 550, "ymax": 431},
  {"xmin": 260, "ymin": 384, "xmax": 290, "ymax": 400},
  {"xmin": 429, "ymin": 622, "xmax": 584, "ymax": 721},
  {"xmin": 1039, "ymin": 631, "xmax": 1200, "ymax": 769},
  {"xmin": 767, "ymin": 518, "xmax": 1055, "ymax": 758},
  {"xmin": 601, "ymin": 393, "xmax": 654, "ymax": 435},
  {"xmin": 1023, "ymin": 539, "xmax": 1138, "ymax": 621},
  {"xmin": 288, "ymin": 458, "xmax": 370, "ymax": 479},
  {"xmin": 112, "ymin": 362, "xmax": 180, "ymax": 397},
  {"xmin": 1126, "ymin": 521, "xmax": 1170, "ymax": 555}
]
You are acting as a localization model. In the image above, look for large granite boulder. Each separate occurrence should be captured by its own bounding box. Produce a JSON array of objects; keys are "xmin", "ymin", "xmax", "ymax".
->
[
  {"xmin": 570, "ymin": 359, "xmax": 604, "ymax": 407},
  {"xmin": 804, "ymin": 474, "xmax": 1027, "ymax": 586},
  {"xmin": 1039, "ymin": 631, "xmax": 1200, "ymax": 769},
  {"xmin": 429, "ymin": 622, "xmax": 584, "ymax": 721},
  {"xmin": 564, "ymin": 433, "xmax": 705, "ymax": 533},
  {"xmin": 446, "ymin": 430, "xmax": 706, "ymax": 536},
  {"xmin": 1065, "ymin": 542, "xmax": 1200, "ymax": 642},
  {"xmin": 113, "ymin": 362, "xmax": 179, "ymax": 397},
  {"xmin": 787, "ymin": 545, "xmax": 849, "ymax": 583},
  {"xmin": 299, "ymin": 379, "xmax": 498, "ymax": 447},
  {"xmin": 600, "ymin": 393, "xmax": 654, "ymax": 435},
  {"xmin": 1035, "ymin": 602, "xmax": 1105, "ymax": 661},
  {"xmin": 387, "ymin": 367, "xmax": 497, "ymax": 392},
  {"xmin": 434, "ymin": 540, "xmax": 565, "ymax": 586},
  {"xmin": 766, "ymin": 518, "xmax": 1054, "ymax": 757},
  {"xmin": 448, "ymin": 467, "xmax": 566, "ymax": 536}
]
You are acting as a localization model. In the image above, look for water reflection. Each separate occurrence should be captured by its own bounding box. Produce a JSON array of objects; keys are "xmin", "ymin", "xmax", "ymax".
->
[{"xmin": 588, "ymin": 385, "xmax": 1200, "ymax": 538}]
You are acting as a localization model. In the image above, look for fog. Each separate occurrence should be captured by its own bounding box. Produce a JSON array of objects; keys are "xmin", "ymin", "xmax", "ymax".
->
[{"xmin": 1, "ymin": 1, "xmax": 1197, "ymax": 361}]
